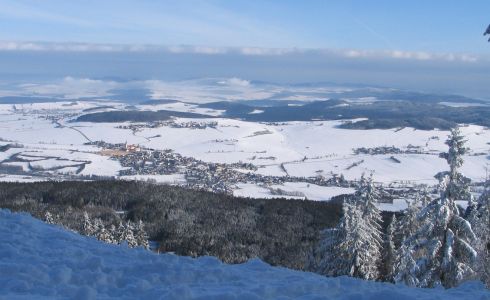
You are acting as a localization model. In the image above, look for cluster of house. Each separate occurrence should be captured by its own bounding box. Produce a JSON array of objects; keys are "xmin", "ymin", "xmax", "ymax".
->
[
  {"xmin": 353, "ymin": 145, "xmax": 423, "ymax": 155},
  {"xmin": 84, "ymin": 139, "xmax": 357, "ymax": 194},
  {"xmin": 116, "ymin": 120, "xmax": 218, "ymax": 132},
  {"xmin": 99, "ymin": 140, "xmax": 352, "ymax": 194},
  {"xmin": 87, "ymin": 141, "xmax": 141, "ymax": 153}
]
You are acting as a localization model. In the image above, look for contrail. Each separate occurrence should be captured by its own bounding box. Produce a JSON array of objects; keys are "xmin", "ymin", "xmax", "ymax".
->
[{"xmin": 352, "ymin": 17, "xmax": 396, "ymax": 49}]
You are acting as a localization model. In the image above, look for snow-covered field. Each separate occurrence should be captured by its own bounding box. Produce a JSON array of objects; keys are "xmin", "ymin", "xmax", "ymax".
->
[
  {"xmin": 1, "ymin": 209, "xmax": 487, "ymax": 300},
  {"xmin": 233, "ymin": 182, "xmax": 355, "ymax": 201},
  {"xmin": 1, "ymin": 100, "xmax": 489, "ymax": 201}
]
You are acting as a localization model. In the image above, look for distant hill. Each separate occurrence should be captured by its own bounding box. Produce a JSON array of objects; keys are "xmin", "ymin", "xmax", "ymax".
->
[
  {"xmin": 199, "ymin": 99, "xmax": 490, "ymax": 130},
  {"xmin": 75, "ymin": 110, "xmax": 211, "ymax": 122}
]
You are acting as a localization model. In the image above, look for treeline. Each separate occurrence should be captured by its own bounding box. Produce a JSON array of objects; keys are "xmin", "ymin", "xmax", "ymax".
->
[
  {"xmin": 75, "ymin": 109, "xmax": 211, "ymax": 123},
  {"xmin": 201, "ymin": 99, "xmax": 490, "ymax": 129},
  {"xmin": 0, "ymin": 180, "xmax": 343, "ymax": 271},
  {"xmin": 44, "ymin": 211, "xmax": 149, "ymax": 249},
  {"xmin": 309, "ymin": 127, "xmax": 489, "ymax": 289}
]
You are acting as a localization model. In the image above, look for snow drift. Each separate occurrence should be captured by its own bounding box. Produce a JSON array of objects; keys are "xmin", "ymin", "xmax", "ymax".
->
[{"xmin": 0, "ymin": 210, "xmax": 488, "ymax": 300}]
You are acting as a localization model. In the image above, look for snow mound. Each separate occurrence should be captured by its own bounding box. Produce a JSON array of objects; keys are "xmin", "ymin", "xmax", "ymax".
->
[{"xmin": 0, "ymin": 210, "xmax": 488, "ymax": 300}]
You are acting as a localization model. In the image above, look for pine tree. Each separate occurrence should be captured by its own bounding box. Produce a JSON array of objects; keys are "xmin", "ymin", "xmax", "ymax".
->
[
  {"xmin": 394, "ymin": 243, "xmax": 420, "ymax": 287},
  {"xmin": 473, "ymin": 185, "xmax": 490, "ymax": 287},
  {"xmin": 395, "ymin": 198, "xmax": 422, "ymax": 248},
  {"xmin": 392, "ymin": 196, "xmax": 424, "ymax": 285},
  {"xmin": 135, "ymin": 220, "xmax": 150, "ymax": 249},
  {"xmin": 314, "ymin": 202, "xmax": 355, "ymax": 277},
  {"xmin": 464, "ymin": 194, "xmax": 479, "ymax": 227},
  {"xmin": 115, "ymin": 221, "xmax": 125, "ymax": 244},
  {"xmin": 438, "ymin": 127, "xmax": 471, "ymax": 202},
  {"xmin": 44, "ymin": 211, "xmax": 55, "ymax": 224},
  {"xmin": 94, "ymin": 218, "xmax": 114, "ymax": 244},
  {"xmin": 119, "ymin": 221, "xmax": 138, "ymax": 248},
  {"xmin": 399, "ymin": 128, "xmax": 477, "ymax": 288},
  {"xmin": 82, "ymin": 212, "xmax": 96, "ymax": 236},
  {"xmin": 382, "ymin": 214, "xmax": 397, "ymax": 282},
  {"xmin": 353, "ymin": 174, "xmax": 384, "ymax": 280},
  {"xmin": 315, "ymin": 174, "xmax": 383, "ymax": 281},
  {"xmin": 109, "ymin": 224, "xmax": 117, "ymax": 243}
]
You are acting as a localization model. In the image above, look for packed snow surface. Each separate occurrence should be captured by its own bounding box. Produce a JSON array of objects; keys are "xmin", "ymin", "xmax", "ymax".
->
[{"xmin": 1, "ymin": 210, "xmax": 488, "ymax": 300}]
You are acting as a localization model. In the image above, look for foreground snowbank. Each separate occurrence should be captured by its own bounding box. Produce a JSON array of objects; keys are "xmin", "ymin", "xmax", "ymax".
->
[{"xmin": 0, "ymin": 210, "xmax": 488, "ymax": 300}]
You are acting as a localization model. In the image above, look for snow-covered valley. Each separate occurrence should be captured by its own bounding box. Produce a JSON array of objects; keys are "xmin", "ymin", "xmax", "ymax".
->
[{"xmin": 1, "ymin": 99, "xmax": 489, "ymax": 209}]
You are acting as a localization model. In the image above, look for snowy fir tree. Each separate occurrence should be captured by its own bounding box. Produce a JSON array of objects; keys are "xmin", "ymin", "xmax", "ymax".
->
[
  {"xmin": 392, "ymin": 196, "xmax": 424, "ymax": 285},
  {"xmin": 109, "ymin": 224, "xmax": 117, "ymax": 242},
  {"xmin": 82, "ymin": 212, "xmax": 96, "ymax": 236},
  {"xmin": 135, "ymin": 220, "xmax": 150, "ymax": 249},
  {"xmin": 115, "ymin": 221, "xmax": 126, "ymax": 243},
  {"xmin": 119, "ymin": 221, "xmax": 138, "ymax": 248},
  {"xmin": 313, "ymin": 203, "xmax": 354, "ymax": 277},
  {"xmin": 395, "ymin": 198, "xmax": 423, "ymax": 248},
  {"xmin": 394, "ymin": 243, "xmax": 420, "ymax": 287},
  {"xmin": 94, "ymin": 218, "xmax": 116, "ymax": 244},
  {"xmin": 79, "ymin": 214, "xmax": 144, "ymax": 248},
  {"xmin": 44, "ymin": 211, "xmax": 55, "ymax": 224},
  {"xmin": 382, "ymin": 214, "xmax": 397, "ymax": 282},
  {"xmin": 438, "ymin": 127, "xmax": 471, "ymax": 202},
  {"xmin": 396, "ymin": 129, "xmax": 477, "ymax": 288},
  {"xmin": 472, "ymin": 185, "xmax": 490, "ymax": 287},
  {"xmin": 352, "ymin": 174, "xmax": 384, "ymax": 280},
  {"xmin": 315, "ymin": 174, "xmax": 383, "ymax": 281}
]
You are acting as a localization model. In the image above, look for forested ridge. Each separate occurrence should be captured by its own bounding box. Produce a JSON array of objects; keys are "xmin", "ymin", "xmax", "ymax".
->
[{"xmin": 0, "ymin": 180, "xmax": 343, "ymax": 270}]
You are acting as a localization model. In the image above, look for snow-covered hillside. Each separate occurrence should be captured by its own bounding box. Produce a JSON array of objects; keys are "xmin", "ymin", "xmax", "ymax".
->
[
  {"xmin": 0, "ymin": 210, "xmax": 488, "ymax": 300},
  {"xmin": 1, "ymin": 99, "xmax": 490, "ymax": 202}
]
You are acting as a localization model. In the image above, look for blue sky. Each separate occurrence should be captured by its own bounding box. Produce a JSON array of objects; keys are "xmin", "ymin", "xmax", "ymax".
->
[
  {"xmin": 0, "ymin": 0, "xmax": 489, "ymax": 98},
  {"xmin": 0, "ymin": 0, "xmax": 488, "ymax": 52}
]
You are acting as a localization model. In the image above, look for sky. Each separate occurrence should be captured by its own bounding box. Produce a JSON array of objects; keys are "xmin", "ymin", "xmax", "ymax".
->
[
  {"xmin": 0, "ymin": 0, "xmax": 489, "ymax": 52},
  {"xmin": 0, "ymin": 0, "xmax": 489, "ymax": 98}
]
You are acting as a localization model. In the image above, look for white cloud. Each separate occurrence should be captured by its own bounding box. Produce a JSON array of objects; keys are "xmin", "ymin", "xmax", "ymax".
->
[
  {"xmin": 332, "ymin": 48, "xmax": 480, "ymax": 63},
  {"xmin": 0, "ymin": 41, "xmax": 484, "ymax": 63},
  {"xmin": 144, "ymin": 78, "xmax": 276, "ymax": 104},
  {"xmin": 18, "ymin": 76, "xmax": 120, "ymax": 99},
  {"xmin": 217, "ymin": 77, "xmax": 250, "ymax": 87}
]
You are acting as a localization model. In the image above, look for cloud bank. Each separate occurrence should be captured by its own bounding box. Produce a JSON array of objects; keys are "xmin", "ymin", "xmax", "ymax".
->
[{"xmin": 0, "ymin": 41, "xmax": 484, "ymax": 63}]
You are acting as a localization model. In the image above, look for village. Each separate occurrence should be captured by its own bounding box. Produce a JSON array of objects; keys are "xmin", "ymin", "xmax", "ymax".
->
[
  {"xmin": 88, "ymin": 141, "xmax": 353, "ymax": 195},
  {"xmin": 116, "ymin": 120, "xmax": 219, "ymax": 131}
]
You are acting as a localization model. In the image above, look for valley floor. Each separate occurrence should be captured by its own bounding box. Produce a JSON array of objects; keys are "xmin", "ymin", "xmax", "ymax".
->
[
  {"xmin": 1, "ymin": 100, "xmax": 490, "ymax": 208},
  {"xmin": 0, "ymin": 209, "xmax": 487, "ymax": 300}
]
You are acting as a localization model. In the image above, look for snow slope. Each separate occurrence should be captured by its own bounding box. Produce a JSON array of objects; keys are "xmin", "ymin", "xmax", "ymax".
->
[{"xmin": 0, "ymin": 210, "xmax": 488, "ymax": 300}]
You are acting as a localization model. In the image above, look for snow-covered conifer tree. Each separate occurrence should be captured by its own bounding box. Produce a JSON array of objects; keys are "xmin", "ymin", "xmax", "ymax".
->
[
  {"xmin": 392, "ymin": 196, "xmax": 424, "ymax": 285},
  {"xmin": 94, "ymin": 218, "xmax": 114, "ymax": 244},
  {"xmin": 115, "ymin": 221, "xmax": 125, "ymax": 243},
  {"xmin": 314, "ymin": 202, "xmax": 354, "ymax": 276},
  {"xmin": 400, "ymin": 128, "xmax": 477, "ymax": 288},
  {"xmin": 438, "ymin": 127, "xmax": 471, "ymax": 202},
  {"xmin": 109, "ymin": 224, "xmax": 117, "ymax": 242},
  {"xmin": 353, "ymin": 174, "xmax": 384, "ymax": 280},
  {"xmin": 135, "ymin": 220, "xmax": 150, "ymax": 249},
  {"xmin": 315, "ymin": 174, "xmax": 383, "ymax": 281},
  {"xmin": 82, "ymin": 212, "xmax": 96, "ymax": 236},
  {"xmin": 44, "ymin": 211, "xmax": 55, "ymax": 224},
  {"xmin": 382, "ymin": 214, "xmax": 397, "ymax": 282},
  {"xmin": 473, "ymin": 186, "xmax": 489, "ymax": 287},
  {"xmin": 395, "ymin": 198, "xmax": 422, "ymax": 247},
  {"xmin": 394, "ymin": 243, "xmax": 420, "ymax": 286},
  {"xmin": 119, "ymin": 221, "xmax": 138, "ymax": 248}
]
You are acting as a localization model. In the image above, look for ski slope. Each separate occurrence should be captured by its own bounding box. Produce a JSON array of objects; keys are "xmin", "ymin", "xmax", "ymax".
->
[{"xmin": 0, "ymin": 210, "xmax": 488, "ymax": 300}]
